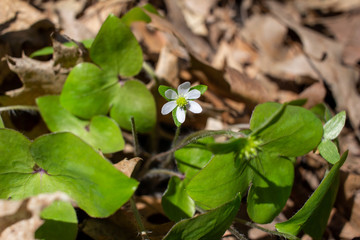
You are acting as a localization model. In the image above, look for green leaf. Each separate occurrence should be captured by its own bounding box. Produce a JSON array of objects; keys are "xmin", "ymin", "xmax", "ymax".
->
[
  {"xmin": 60, "ymin": 62, "xmax": 118, "ymax": 119},
  {"xmin": 110, "ymin": 80, "xmax": 156, "ymax": 133},
  {"xmin": 37, "ymin": 95, "xmax": 124, "ymax": 154},
  {"xmin": 35, "ymin": 201, "xmax": 78, "ymax": 240},
  {"xmin": 190, "ymin": 85, "xmax": 207, "ymax": 95},
  {"xmin": 121, "ymin": 7, "xmax": 151, "ymax": 26},
  {"xmin": 250, "ymin": 102, "xmax": 323, "ymax": 157},
  {"xmin": 163, "ymin": 194, "xmax": 241, "ymax": 240},
  {"xmin": 323, "ymin": 111, "xmax": 346, "ymax": 140},
  {"xmin": 175, "ymin": 137, "xmax": 214, "ymax": 184},
  {"xmin": 90, "ymin": 14, "xmax": 143, "ymax": 76},
  {"xmin": 302, "ymin": 172, "xmax": 340, "ymax": 239},
  {"xmin": 162, "ymin": 177, "xmax": 195, "ymax": 222},
  {"xmin": 0, "ymin": 115, "xmax": 4, "ymax": 128},
  {"xmin": 158, "ymin": 85, "xmax": 174, "ymax": 101},
  {"xmin": 30, "ymin": 39, "xmax": 94, "ymax": 58},
  {"xmin": 287, "ymin": 98, "xmax": 307, "ymax": 106},
  {"xmin": 247, "ymin": 152, "xmax": 294, "ymax": 224},
  {"xmin": 142, "ymin": 3, "xmax": 159, "ymax": 14},
  {"xmin": 0, "ymin": 129, "xmax": 138, "ymax": 217},
  {"xmin": 275, "ymin": 151, "xmax": 348, "ymax": 236},
  {"xmin": 186, "ymin": 153, "xmax": 251, "ymax": 210},
  {"xmin": 318, "ymin": 139, "xmax": 340, "ymax": 164}
]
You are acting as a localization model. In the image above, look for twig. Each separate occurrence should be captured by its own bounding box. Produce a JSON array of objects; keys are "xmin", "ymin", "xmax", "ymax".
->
[
  {"xmin": 162, "ymin": 125, "xmax": 181, "ymax": 168},
  {"xmin": 143, "ymin": 168, "xmax": 184, "ymax": 179}
]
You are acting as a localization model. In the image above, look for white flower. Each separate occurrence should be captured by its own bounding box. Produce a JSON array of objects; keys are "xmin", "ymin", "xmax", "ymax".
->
[{"xmin": 161, "ymin": 82, "xmax": 202, "ymax": 123}]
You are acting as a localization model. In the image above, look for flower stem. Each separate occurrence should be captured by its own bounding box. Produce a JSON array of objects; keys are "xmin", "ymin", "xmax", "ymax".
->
[
  {"xmin": 234, "ymin": 218, "xmax": 299, "ymax": 240},
  {"xmin": 130, "ymin": 116, "xmax": 140, "ymax": 157},
  {"xmin": 162, "ymin": 125, "xmax": 181, "ymax": 168},
  {"xmin": 130, "ymin": 197, "xmax": 150, "ymax": 240}
]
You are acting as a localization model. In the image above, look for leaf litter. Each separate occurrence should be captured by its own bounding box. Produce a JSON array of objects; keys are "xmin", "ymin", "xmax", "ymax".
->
[{"xmin": 0, "ymin": 0, "xmax": 360, "ymax": 239}]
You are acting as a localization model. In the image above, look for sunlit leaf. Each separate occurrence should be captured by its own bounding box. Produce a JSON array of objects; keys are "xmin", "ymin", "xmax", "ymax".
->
[
  {"xmin": 250, "ymin": 102, "xmax": 323, "ymax": 157},
  {"xmin": 162, "ymin": 177, "xmax": 195, "ymax": 222},
  {"xmin": 35, "ymin": 201, "xmax": 78, "ymax": 240},
  {"xmin": 0, "ymin": 129, "xmax": 138, "ymax": 217},
  {"xmin": 90, "ymin": 14, "xmax": 143, "ymax": 76},
  {"xmin": 323, "ymin": 111, "xmax": 346, "ymax": 140},
  {"xmin": 318, "ymin": 139, "xmax": 340, "ymax": 164},
  {"xmin": 110, "ymin": 80, "xmax": 156, "ymax": 133},
  {"xmin": 37, "ymin": 95, "xmax": 124, "ymax": 153},
  {"xmin": 187, "ymin": 153, "xmax": 251, "ymax": 210}
]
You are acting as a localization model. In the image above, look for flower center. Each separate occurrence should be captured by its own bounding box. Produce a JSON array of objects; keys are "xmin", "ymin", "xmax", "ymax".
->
[
  {"xmin": 241, "ymin": 137, "xmax": 262, "ymax": 159},
  {"xmin": 176, "ymin": 96, "xmax": 188, "ymax": 108}
]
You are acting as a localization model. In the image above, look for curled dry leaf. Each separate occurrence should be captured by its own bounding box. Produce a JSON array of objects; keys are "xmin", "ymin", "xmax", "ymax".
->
[
  {"xmin": 114, "ymin": 157, "xmax": 142, "ymax": 178},
  {"xmin": 0, "ymin": 192, "xmax": 72, "ymax": 240},
  {"xmin": 266, "ymin": 1, "xmax": 360, "ymax": 139},
  {"xmin": 0, "ymin": 55, "xmax": 66, "ymax": 106}
]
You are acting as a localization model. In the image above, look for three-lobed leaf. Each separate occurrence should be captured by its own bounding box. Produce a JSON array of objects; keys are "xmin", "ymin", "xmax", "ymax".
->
[
  {"xmin": 110, "ymin": 80, "xmax": 156, "ymax": 133},
  {"xmin": 37, "ymin": 95, "xmax": 124, "ymax": 153},
  {"xmin": 186, "ymin": 152, "xmax": 251, "ymax": 210},
  {"xmin": 250, "ymin": 102, "xmax": 323, "ymax": 157},
  {"xmin": 318, "ymin": 140, "xmax": 340, "ymax": 164},
  {"xmin": 0, "ymin": 129, "xmax": 138, "ymax": 217},
  {"xmin": 90, "ymin": 14, "xmax": 143, "ymax": 76},
  {"xmin": 60, "ymin": 62, "xmax": 118, "ymax": 119}
]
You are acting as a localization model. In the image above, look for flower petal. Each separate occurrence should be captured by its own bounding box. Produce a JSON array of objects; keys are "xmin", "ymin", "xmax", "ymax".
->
[
  {"xmin": 178, "ymin": 82, "xmax": 191, "ymax": 96},
  {"xmin": 186, "ymin": 89, "xmax": 201, "ymax": 100},
  {"xmin": 165, "ymin": 89, "xmax": 178, "ymax": 100},
  {"xmin": 176, "ymin": 107, "xmax": 186, "ymax": 123},
  {"xmin": 161, "ymin": 101, "xmax": 177, "ymax": 115},
  {"xmin": 188, "ymin": 101, "xmax": 202, "ymax": 113}
]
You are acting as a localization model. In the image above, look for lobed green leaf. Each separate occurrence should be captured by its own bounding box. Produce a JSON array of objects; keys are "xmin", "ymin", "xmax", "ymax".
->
[
  {"xmin": 90, "ymin": 14, "xmax": 143, "ymax": 76},
  {"xmin": 250, "ymin": 102, "xmax": 323, "ymax": 157},
  {"xmin": 37, "ymin": 95, "xmax": 124, "ymax": 153},
  {"xmin": 0, "ymin": 129, "xmax": 138, "ymax": 217}
]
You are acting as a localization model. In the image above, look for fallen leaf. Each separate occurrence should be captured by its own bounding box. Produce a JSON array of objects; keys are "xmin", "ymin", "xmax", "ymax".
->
[
  {"xmin": 114, "ymin": 157, "xmax": 142, "ymax": 177},
  {"xmin": 0, "ymin": 192, "xmax": 72, "ymax": 240},
  {"xmin": 0, "ymin": 55, "xmax": 66, "ymax": 106}
]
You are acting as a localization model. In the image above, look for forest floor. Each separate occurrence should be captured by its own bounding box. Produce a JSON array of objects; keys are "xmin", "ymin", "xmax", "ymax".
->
[{"xmin": 1, "ymin": 0, "xmax": 360, "ymax": 239}]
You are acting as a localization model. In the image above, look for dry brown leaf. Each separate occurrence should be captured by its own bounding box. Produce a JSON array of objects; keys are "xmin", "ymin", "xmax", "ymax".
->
[
  {"xmin": 0, "ymin": 192, "xmax": 72, "ymax": 240},
  {"xmin": 266, "ymin": 1, "xmax": 360, "ymax": 139},
  {"xmin": 0, "ymin": 55, "xmax": 66, "ymax": 106},
  {"xmin": 178, "ymin": 0, "xmax": 218, "ymax": 36},
  {"xmin": 0, "ymin": 0, "xmax": 46, "ymax": 34},
  {"xmin": 148, "ymin": 0, "xmax": 213, "ymax": 60},
  {"xmin": 294, "ymin": 0, "xmax": 360, "ymax": 13},
  {"xmin": 114, "ymin": 157, "xmax": 142, "ymax": 178},
  {"xmin": 78, "ymin": 0, "xmax": 132, "ymax": 36},
  {"xmin": 314, "ymin": 13, "xmax": 360, "ymax": 65}
]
